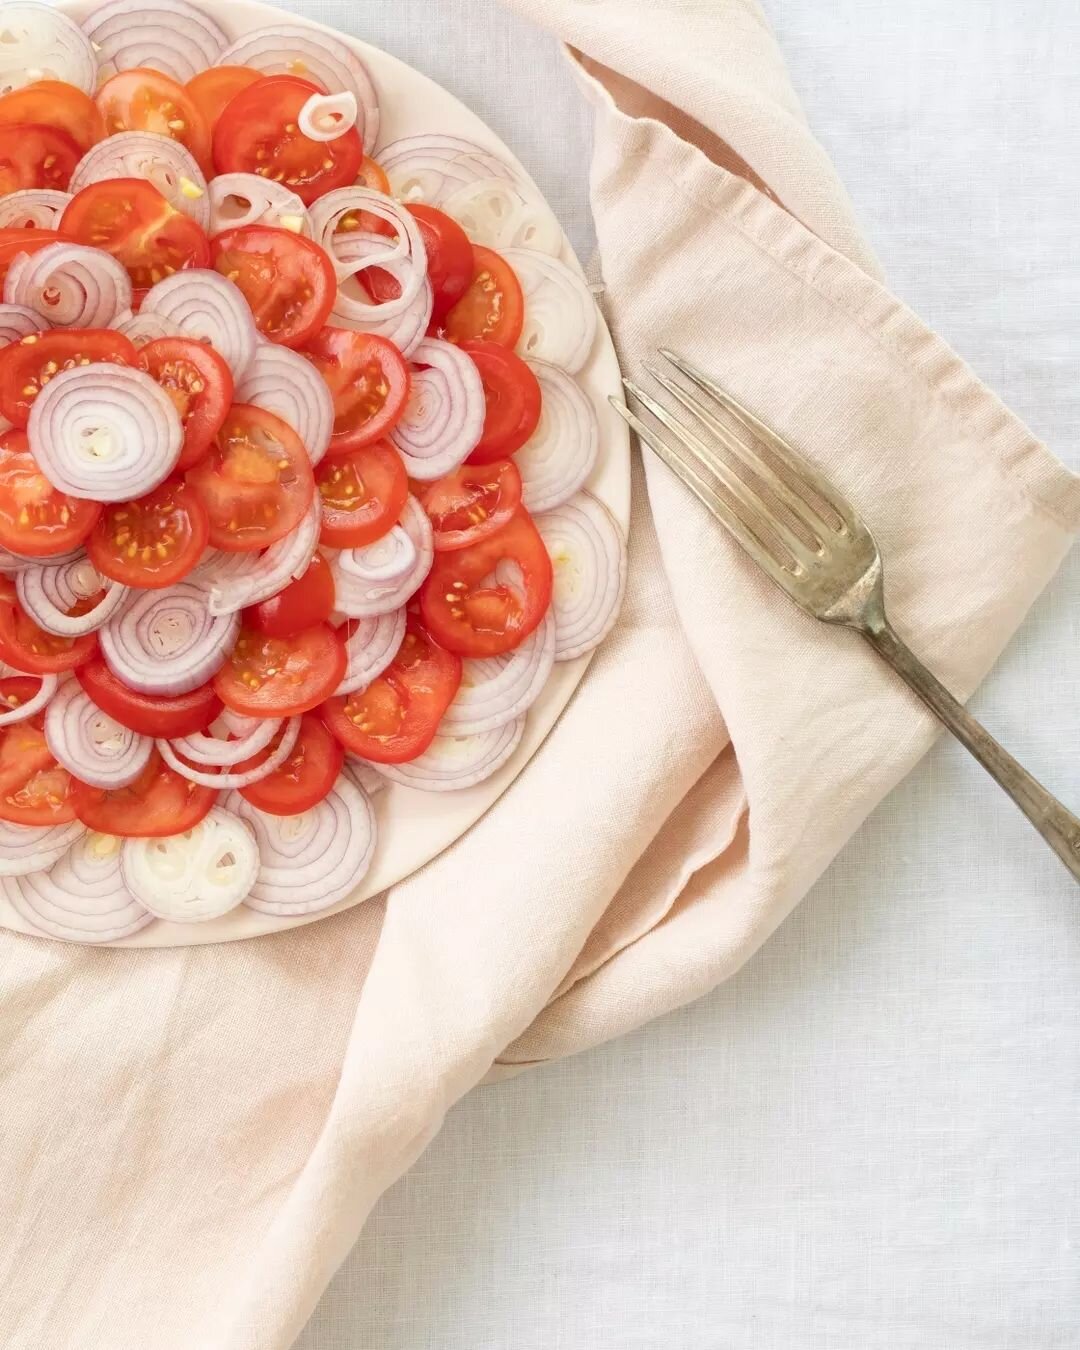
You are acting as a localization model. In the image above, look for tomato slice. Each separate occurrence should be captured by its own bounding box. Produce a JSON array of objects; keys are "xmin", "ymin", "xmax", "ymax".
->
[
  {"xmin": 210, "ymin": 225, "xmax": 336, "ymax": 348},
  {"xmin": 364, "ymin": 204, "xmax": 473, "ymax": 320},
  {"xmin": 0, "ymin": 327, "xmax": 138, "ymax": 427},
  {"xmin": 71, "ymin": 750, "xmax": 216, "ymax": 837},
  {"xmin": 302, "ymin": 328, "xmax": 411, "ymax": 454},
  {"xmin": 213, "ymin": 622, "xmax": 346, "ymax": 718},
  {"xmin": 185, "ymin": 65, "xmax": 262, "ymax": 132},
  {"xmin": 0, "ymin": 589, "xmax": 98, "ymax": 674},
  {"xmin": 316, "ymin": 440, "xmax": 408, "ymax": 549},
  {"xmin": 415, "ymin": 459, "xmax": 522, "ymax": 552},
  {"xmin": 440, "ymin": 245, "xmax": 525, "ymax": 348},
  {"xmin": 237, "ymin": 712, "xmax": 343, "ymax": 815},
  {"xmin": 461, "ymin": 340, "xmax": 542, "ymax": 463},
  {"xmin": 0, "ymin": 688, "xmax": 78, "ymax": 825},
  {"xmin": 61, "ymin": 179, "xmax": 210, "ymax": 291},
  {"xmin": 96, "ymin": 68, "xmax": 212, "ymax": 173},
  {"xmin": 77, "ymin": 656, "xmax": 221, "ymax": 738},
  {"xmin": 419, "ymin": 508, "xmax": 552, "ymax": 656},
  {"xmin": 87, "ymin": 479, "xmax": 208, "ymax": 590},
  {"xmin": 0, "ymin": 754, "xmax": 77, "ymax": 825},
  {"xmin": 0, "ymin": 428, "xmax": 101, "ymax": 557},
  {"xmin": 0, "ymin": 123, "xmax": 81, "ymax": 194},
  {"xmin": 320, "ymin": 616, "xmax": 461, "ymax": 764},
  {"xmin": 140, "ymin": 336, "xmax": 233, "ymax": 470},
  {"xmin": 247, "ymin": 554, "xmax": 334, "ymax": 639},
  {"xmin": 0, "ymin": 82, "xmax": 105, "ymax": 153},
  {"xmin": 212, "ymin": 75, "xmax": 364, "ymax": 206},
  {"xmin": 186, "ymin": 403, "xmax": 314, "ymax": 553}
]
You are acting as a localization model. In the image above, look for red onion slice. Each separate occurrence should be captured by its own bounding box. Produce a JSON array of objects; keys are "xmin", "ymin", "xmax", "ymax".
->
[
  {"xmin": 231, "ymin": 776, "xmax": 376, "ymax": 916},
  {"xmin": 45, "ymin": 678, "xmax": 152, "ymax": 789},
  {"xmin": 70, "ymin": 133, "xmax": 210, "ymax": 229},
  {"xmin": 330, "ymin": 495, "xmax": 433, "ymax": 618},
  {"xmin": 0, "ymin": 671, "xmax": 57, "ymax": 727},
  {"xmin": 235, "ymin": 345, "xmax": 333, "ymax": 465},
  {"xmin": 101, "ymin": 581, "xmax": 239, "ymax": 695},
  {"xmin": 209, "ymin": 174, "xmax": 310, "ymax": 237},
  {"xmin": 309, "ymin": 189, "xmax": 426, "ymax": 289},
  {"xmin": 157, "ymin": 715, "xmax": 300, "ymax": 789},
  {"xmin": 121, "ymin": 808, "xmax": 259, "ymax": 923},
  {"xmin": 0, "ymin": 189, "xmax": 72, "ymax": 230},
  {"xmin": 391, "ymin": 338, "xmax": 484, "ymax": 480},
  {"xmin": 333, "ymin": 256, "xmax": 433, "ymax": 359},
  {"xmin": 335, "ymin": 526, "xmax": 415, "ymax": 585},
  {"xmin": 0, "ymin": 2, "xmax": 97, "ymax": 96},
  {"xmin": 140, "ymin": 269, "xmax": 257, "ymax": 378},
  {"xmin": 0, "ymin": 817, "xmax": 83, "ymax": 877},
  {"xmin": 17, "ymin": 557, "xmax": 127, "ymax": 637},
  {"xmin": 112, "ymin": 310, "xmax": 179, "ymax": 346},
  {"xmin": 197, "ymin": 497, "xmax": 320, "ymax": 616},
  {"xmin": 502, "ymin": 248, "xmax": 598, "ymax": 375},
  {"xmin": 171, "ymin": 714, "xmax": 282, "ymax": 768},
  {"xmin": 2, "ymin": 831, "xmax": 152, "ymax": 943},
  {"xmin": 535, "ymin": 492, "xmax": 628, "ymax": 661},
  {"xmin": 362, "ymin": 717, "xmax": 525, "ymax": 793},
  {"xmin": 28, "ymin": 362, "xmax": 183, "ymax": 502},
  {"xmin": 441, "ymin": 178, "xmax": 562, "ymax": 255},
  {"xmin": 220, "ymin": 24, "xmax": 380, "ymax": 152},
  {"xmin": 83, "ymin": 0, "xmax": 227, "ymax": 84},
  {"xmin": 516, "ymin": 361, "xmax": 599, "ymax": 513},
  {"xmin": 336, "ymin": 607, "xmax": 406, "ymax": 695},
  {"xmin": 378, "ymin": 134, "xmax": 519, "ymax": 207},
  {"xmin": 4, "ymin": 241, "xmax": 132, "ymax": 329},
  {"xmin": 298, "ymin": 91, "xmax": 358, "ymax": 142},
  {"xmin": 0, "ymin": 302, "xmax": 47, "ymax": 345},
  {"xmin": 440, "ymin": 611, "xmax": 555, "ymax": 736}
]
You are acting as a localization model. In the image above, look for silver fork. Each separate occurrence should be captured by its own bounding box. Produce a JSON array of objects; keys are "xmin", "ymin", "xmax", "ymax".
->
[{"xmin": 611, "ymin": 349, "xmax": 1080, "ymax": 883}]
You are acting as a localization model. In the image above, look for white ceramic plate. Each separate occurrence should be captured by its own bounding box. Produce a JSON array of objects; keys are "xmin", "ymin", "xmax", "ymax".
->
[{"xmin": 0, "ymin": 0, "xmax": 630, "ymax": 947}]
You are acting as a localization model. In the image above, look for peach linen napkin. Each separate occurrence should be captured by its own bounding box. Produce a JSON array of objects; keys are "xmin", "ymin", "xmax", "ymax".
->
[{"xmin": 3, "ymin": 2, "xmax": 1080, "ymax": 1347}]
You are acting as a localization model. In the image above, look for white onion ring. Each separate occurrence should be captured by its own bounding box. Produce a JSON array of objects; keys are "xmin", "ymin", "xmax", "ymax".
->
[
  {"xmin": 231, "ymin": 776, "xmax": 376, "ymax": 916},
  {"xmin": 121, "ymin": 808, "xmax": 258, "ymax": 923},
  {"xmin": 83, "ymin": 0, "xmax": 228, "ymax": 84},
  {"xmin": 0, "ymin": 2, "xmax": 97, "ymax": 96},
  {"xmin": 330, "ymin": 495, "xmax": 434, "ymax": 618},
  {"xmin": 3, "ymin": 831, "xmax": 152, "ymax": 942},
  {"xmin": 516, "ymin": 362, "xmax": 599, "ymax": 513},
  {"xmin": 363, "ymin": 717, "xmax": 525, "ymax": 792},
  {"xmin": 0, "ymin": 817, "xmax": 82, "ymax": 877},
  {"xmin": 297, "ymin": 91, "xmax": 358, "ymax": 143},
  {"xmin": 45, "ymin": 679, "xmax": 152, "ymax": 789},
  {"xmin": 17, "ymin": 557, "xmax": 127, "ymax": 637},
  {"xmin": 157, "ymin": 715, "xmax": 300, "ymax": 789},
  {"xmin": 535, "ymin": 492, "xmax": 627, "ymax": 661},
  {"xmin": 0, "ymin": 671, "xmax": 57, "ymax": 727},
  {"xmin": 378, "ymin": 134, "xmax": 519, "ymax": 207},
  {"xmin": 208, "ymin": 174, "xmax": 310, "ymax": 237},
  {"xmin": 27, "ymin": 362, "xmax": 182, "ymax": 502},
  {"xmin": 391, "ymin": 338, "xmax": 484, "ymax": 480},
  {"xmin": 235, "ymin": 345, "xmax": 333, "ymax": 465},
  {"xmin": 335, "ymin": 608, "xmax": 406, "ymax": 695},
  {"xmin": 101, "ymin": 581, "xmax": 239, "ymax": 695},
  {"xmin": 0, "ymin": 189, "xmax": 72, "ymax": 230},
  {"xmin": 440, "ymin": 611, "xmax": 555, "ymax": 736},
  {"xmin": 441, "ymin": 178, "xmax": 562, "ymax": 255},
  {"xmin": 69, "ymin": 133, "xmax": 210, "ymax": 229},
  {"xmin": 140, "ymin": 269, "xmax": 257, "ymax": 378},
  {"xmin": 4, "ymin": 242, "xmax": 132, "ymax": 329},
  {"xmin": 0, "ymin": 302, "xmax": 47, "ymax": 345},
  {"xmin": 197, "ymin": 498, "xmax": 320, "ymax": 616},
  {"xmin": 171, "ymin": 714, "xmax": 283, "ymax": 768},
  {"xmin": 502, "ymin": 247, "xmax": 598, "ymax": 375},
  {"xmin": 219, "ymin": 24, "xmax": 379, "ymax": 152}
]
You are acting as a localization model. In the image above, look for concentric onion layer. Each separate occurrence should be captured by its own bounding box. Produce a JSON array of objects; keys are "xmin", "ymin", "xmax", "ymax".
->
[
  {"xmin": 70, "ymin": 132, "xmax": 211, "ymax": 228},
  {"xmin": 0, "ymin": 817, "xmax": 83, "ymax": 878},
  {"xmin": 391, "ymin": 338, "xmax": 485, "ymax": 480},
  {"xmin": 329, "ymin": 495, "xmax": 434, "ymax": 618},
  {"xmin": 535, "ymin": 492, "xmax": 628, "ymax": 661},
  {"xmin": 363, "ymin": 717, "xmax": 525, "ymax": 792},
  {"xmin": 235, "ymin": 345, "xmax": 333, "ymax": 465},
  {"xmin": 516, "ymin": 361, "xmax": 600, "ymax": 514},
  {"xmin": 440, "ymin": 611, "xmax": 555, "ymax": 736},
  {"xmin": 82, "ymin": 0, "xmax": 228, "ymax": 83},
  {"xmin": 100, "ymin": 581, "xmax": 239, "ymax": 695},
  {"xmin": 121, "ymin": 807, "xmax": 259, "ymax": 922},
  {"xmin": 140, "ymin": 269, "xmax": 257, "ymax": 377},
  {"xmin": 4, "ymin": 242, "xmax": 132, "ymax": 328},
  {"xmin": 44, "ymin": 678, "xmax": 153, "ymax": 789},
  {"xmin": 336, "ymin": 607, "xmax": 407, "ymax": 695},
  {"xmin": 17, "ymin": 556, "xmax": 127, "ymax": 637}
]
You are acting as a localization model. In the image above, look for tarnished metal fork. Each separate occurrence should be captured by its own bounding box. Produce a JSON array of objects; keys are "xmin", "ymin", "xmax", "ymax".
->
[{"xmin": 610, "ymin": 350, "xmax": 1080, "ymax": 883}]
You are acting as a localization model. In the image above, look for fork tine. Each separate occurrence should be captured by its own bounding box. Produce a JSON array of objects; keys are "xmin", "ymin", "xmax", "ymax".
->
[{"xmin": 657, "ymin": 349, "xmax": 856, "ymax": 530}]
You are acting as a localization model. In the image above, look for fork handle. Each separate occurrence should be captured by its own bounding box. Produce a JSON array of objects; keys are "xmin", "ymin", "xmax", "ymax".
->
[{"xmin": 863, "ymin": 622, "xmax": 1080, "ymax": 883}]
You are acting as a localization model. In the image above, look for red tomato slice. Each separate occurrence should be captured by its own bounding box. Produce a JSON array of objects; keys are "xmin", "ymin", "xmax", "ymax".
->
[
  {"xmin": 213, "ymin": 622, "xmax": 346, "ymax": 718},
  {"xmin": 316, "ymin": 440, "xmax": 408, "ymax": 549},
  {"xmin": 237, "ymin": 712, "xmax": 343, "ymax": 815},
  {"xmin": 419, "ymin": 508, "xmax": 552, "ymax": 656},
  {"xmin": 0, "ymin": 327, "xmax": 138, "ymax": 427},
  {"xmin": 61, "ymin": 179, "xmax": 210, "ymax": 291},
  {"xmin": 76, "ymin": 656, "xmax": 221, "ymax": 738},
  {"xmin": 0, "ymin": 590, "xmax": 98, "ymax": 674},
  {"xmin": 0, "ymin": 687, "xmax": 78, "ymax": 825},
  {"xmin": 0, "ymin": 82, "xmax": 105, "ymax": 153},
  {"xmin": 210, "ymin": 225, "xmax": 336, "ymax": 348},
  {"xmin": 247, "ymin": 554, "xmax": 334, "ymax": 639},
  {"xmin": 0, "ymin": 428, "xmax": 101, "ymax": 557},
  {"xmin": 185, "ymin": 65, "xmax": 262, "ymax": 132},
  {"xmin": 416, "ymin": 459, "xmax": 522, "ymax": 552},
  {"xmin": 320, "ymin": 616, "xmax": 461, "ymax": 763},
  {"xmin": 0, "ymin": 123, "xmax": 81, "ymax": 194},
  {"xmin": 88, "ymin": 479, "xmax": 208, "ymax": 590},
  {"xmin": 186, "ymin": 403, "xmax": 315, "ymax": 553},
  {"xmin": 364, "ymin": 204, "xmax": 473, "ymax": 320},
  {"xmin": 212, "ymin": 75, "xmax": 363, "ymax": 206},
  {"xmin": 0, "ymin": 753, "xmax": 77, "ymax": 825},
  {"xmin": 302, "ymin": 328, "xmax": 411, "ymax": 454},
  {"xmin": 461, "ymin": 340, "xmax": 541, "ymax": 463},
  {"xmin": 71, "ymin": 750, "xmax": 216, "ymax": 837},
  {"xmin": 96, "ymin": 68, "xmax": 212, "ymax": 173},
  {"xmin": 440, "ymin": 245, "xmax": 525, "ymax": 348},
  {"xmin": 139, "ymin": 336, "xmax": 233, "ymax": 470}
]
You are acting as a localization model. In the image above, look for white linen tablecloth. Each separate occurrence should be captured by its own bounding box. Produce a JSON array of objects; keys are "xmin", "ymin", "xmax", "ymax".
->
[{"xmin": 293, "ymin": 0, "xmax": 1080, "ymax": 1345}]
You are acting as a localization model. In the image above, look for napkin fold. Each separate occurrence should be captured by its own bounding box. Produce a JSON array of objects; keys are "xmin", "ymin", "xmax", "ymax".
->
[{"xmin": 2, "ymin": 2, "xmax": 1078, "ymax": 1347}]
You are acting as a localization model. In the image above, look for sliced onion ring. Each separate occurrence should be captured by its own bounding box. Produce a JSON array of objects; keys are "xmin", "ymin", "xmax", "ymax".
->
[
  {"xmin": 378, "ymin": 133, "xmax": 519, "ymax": 207},
  {"xmin": 5, "ymin": 241, "xmax": 132, "ymax": 329},
  {"xmin": 502, "ymin": 247, "xmax": 598, "ymax": 375},
  {"xmin": 69, "ymin": 133, "xmax": 210, "ymax": 229},
  {"xmin": 0, "ymin": 816, "xmax": 83, "ymax": 878},
  {"xmin": 0, "ymin": 2, "xmax": 97, "ymax": 97},
  {"xmin": 441, "ymin": 178, "xmax": 562, "ymax": 255},
  {"xmin": 336, "ymin": 527, "xmax": 416, "ymax": 586},
  {"xmin": 0, "ymin": 189, "xmax": 72, "ymax": 230},
  {"xmin": 440, "ymin": 611, "xmax": 555, "ymax": 736},
  {"xmin": 298, "ymin": 91, "xmax": 358, "ymax": 143},
  {"xmin": 121, "ymin": 808, "xmax": 259, "ymax": 923},
  {"xmin": 535, "ymin": 492, "xmax": 627, "ymax": 661},
  {"xmin": 172, "ymin": 714, "xmax": 283, "ymax": 768},
  {"xmin": 101, "ymin": 582, "xmax": 239, "ymax": 696},
  {"xmin": 336, "ymin": 608, "xmax": 406, "ymax": 695},
  {"xmin": 0, "ymin": 671, "xmax": 57, "ymax": 727},
  {"xmin": 0, "ymin": 302, "xmax": 47, "ymax": 345},
  {"xmin": 45, "ymin": 679, "xmax": 152, "ymax": 790},
  {"xmin": 235, "ymin": 345, "xmax": 333, "ymax": 465},
  {"xmin": 516, "ymin": 362, "xmax": 599, "ymax": 514},
  {"xmin": 140, "ymin": 269, "xmax": 257, "ymax": 378},
  {"xmin": 196, "ymin": 498, "xmax": 320, "ymax": 616},
  {"xmin": 83, "ymin": 0, "xmax": 227, "ymax": 83},
  {"xmin": 157, "ymin": 715, "xmax": 300, "ymax": 790},
  {"xmin": 17, "ymin": 558, "xmax": 127, "ymax": 637},
  {"xmin": 330, "ymin": 495, "xmax": 433, "ymax": 618},
  {"xmin": 209, "ymin": 173, "xmax": 310, "ymax": 237},
  {"xmin": 308, "ymin": 189, "xmax": 427, "ymax": 291},
  {"xmin": 112, "ymin": 310, "xmax": 179, "ymax": 347},
  {"xmin": 363, "ymin": 717, "xmax": 525, "ymax": 792},
  {"xmin": 391, "ymin": 338, "xmax": 484, "ymax": 480}
]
